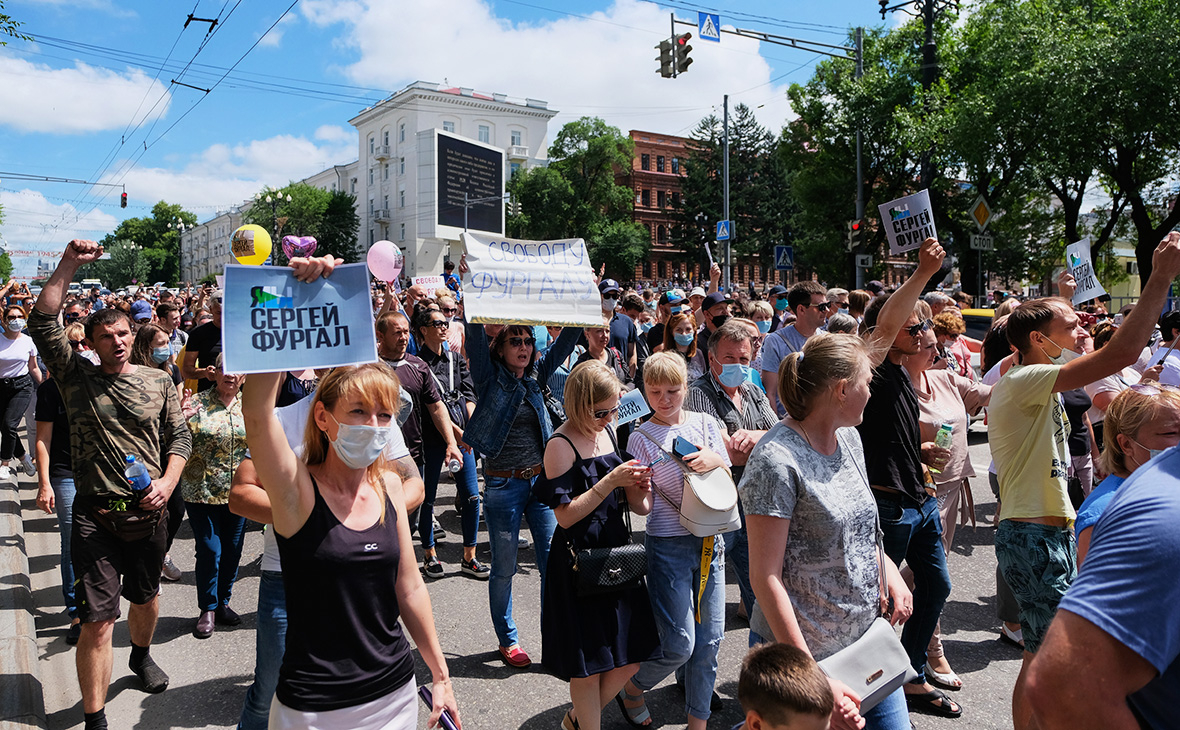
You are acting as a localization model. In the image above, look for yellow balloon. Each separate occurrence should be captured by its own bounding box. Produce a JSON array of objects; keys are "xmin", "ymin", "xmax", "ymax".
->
[{"xmin": 231, "ymin": 225, "xmax": 273, "ymax": 266}]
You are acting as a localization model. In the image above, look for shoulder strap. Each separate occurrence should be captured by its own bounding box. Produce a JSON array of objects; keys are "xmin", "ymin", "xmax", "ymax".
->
[
  {"xmin": 549, "ymin": 431, "xmax": 583, "ymax": 461},
  {"xmin": 631, "ymin": 425, "xmax": 689, "ymax": 514}
]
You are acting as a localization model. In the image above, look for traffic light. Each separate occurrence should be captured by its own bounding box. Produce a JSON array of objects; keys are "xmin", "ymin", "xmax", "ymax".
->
[
  {"xmin": 674, "ymin": 32, "xmax": 693, "ymax": 74},
  {"xmin": 120, "ymin": 192, "xmax": 128, "ymax": 209},
  {"xmin": 850, "ymin": 219, "xmax": 864, "ymax": 248},
  {"xmin": 656, "ymin": 38, "xmax": 674, "ymax": 78}
]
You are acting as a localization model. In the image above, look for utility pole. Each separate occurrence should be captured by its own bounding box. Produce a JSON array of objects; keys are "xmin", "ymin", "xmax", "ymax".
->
[{"xmin": 723, "ymin": 94, "xmax": 730, "ymax": 293}]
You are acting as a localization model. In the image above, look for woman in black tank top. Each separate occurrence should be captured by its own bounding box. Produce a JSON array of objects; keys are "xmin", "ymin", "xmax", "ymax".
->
[{"xmin": 244, "ymin": 353, "xmax": 460, "ymax": 729}]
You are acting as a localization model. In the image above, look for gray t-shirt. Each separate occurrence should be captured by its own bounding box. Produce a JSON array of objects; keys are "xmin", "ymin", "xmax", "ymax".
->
[{"xmin": 738, "ymin": 423, "xmax": 879, "ymax": 660}]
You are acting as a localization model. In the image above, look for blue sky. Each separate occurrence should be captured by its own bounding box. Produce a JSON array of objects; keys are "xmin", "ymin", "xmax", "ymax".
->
[{"xmin": 0, "ymin": 0, "xmax": 892, "ymax": 279}]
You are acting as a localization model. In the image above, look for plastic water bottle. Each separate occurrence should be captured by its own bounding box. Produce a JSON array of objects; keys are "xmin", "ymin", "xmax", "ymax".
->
[
  {"xmin": 930, "ymin": 424, "xmax": 954, "ymax": 474},
  {"xmin": 124, "ymin": 455, "xmax": 152, "ymax": 492},
  {"xmin": 447, "ymin": 459, "xmax": 462, "ymax": 474}
]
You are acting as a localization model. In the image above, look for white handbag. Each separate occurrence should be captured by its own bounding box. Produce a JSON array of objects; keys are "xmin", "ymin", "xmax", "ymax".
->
[{"xmin": 635, "ymin": 420, "xmax": 741, "ymax": 537}]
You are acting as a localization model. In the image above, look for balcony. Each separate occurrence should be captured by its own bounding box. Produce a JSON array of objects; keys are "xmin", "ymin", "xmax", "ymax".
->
[
  {"xmin": 373, "ymin": 209, "xmax": 392, "ymax": 223},
  {"xmin": 374, "ymin": 144, "xmax": 391, "ymax": 160},
  {"xmin": 508, "ymin": 145, "xmax": 529, "ymax": 160}
]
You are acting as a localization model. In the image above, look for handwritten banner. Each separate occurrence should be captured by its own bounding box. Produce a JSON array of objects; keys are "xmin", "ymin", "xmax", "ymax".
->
[
  {"xmin": 615, "ymin": 388, "xmax": 652, "ymax": 426},
  {"xmin": 460, "ymin": 232, "xmax": 603, "ymax": 326},
  {"xmin": 221, "ymin": 263, "xmax": 378, "ymax": 374},
  {"xmin": 878, "ymin": 189, "xmax": 937, "ymax": 255},
  {"xmin": 1065, "ymin": 237, "xmax": 1107, "ymax": 305},
  {"xmin": 413, "ymin": 275, "xmax": 446, "ymax": 292}
]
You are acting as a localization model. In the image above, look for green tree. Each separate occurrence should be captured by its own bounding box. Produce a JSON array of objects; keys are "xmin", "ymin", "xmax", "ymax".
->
[
  {"xmin": 242, "ymin": 184, "xmax": 359, "ymax": 265},
  {"xmin": 99, "ymin": 201, "xmax": 197, "ymax": 285},
  {"xmin": 319, "ymin": 190, "xmax": 361, "ymax": 263},
  {"xmin": 85, "ymin": 241, "xmax": 150, "ymax": 289},
  {"xmin": 0, "ymin": 252, "xmax": 12, "ymax": 282},
  {"xmin": 507, "ymin": 117, "xmax": 649, "ymax": 279},
  {"xmin": 1, "ymin": 0, "xmax": 28, "ymax": 44}
]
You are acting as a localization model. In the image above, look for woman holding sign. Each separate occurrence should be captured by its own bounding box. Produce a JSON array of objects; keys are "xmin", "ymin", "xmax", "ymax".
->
[
  {"xmin": 242, "ymin": 255, "xmax": 458, "ymax": 730},
  {"xmin": 463, "ymin": 319, "xmax": 584, "ymax": 669}
]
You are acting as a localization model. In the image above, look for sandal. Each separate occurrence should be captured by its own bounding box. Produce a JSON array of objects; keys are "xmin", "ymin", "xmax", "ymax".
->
[
  {"xmin": 561, "ymin": 710, "xmax": 580, "ymax": 730},
  {"xmin": 615, "ymin": 686, "xmax": 651, "ymax": 727},
  {"xmin": 905, "ymin": 687, "xmax": 962, "ymax": 718},
  {"xmin": 925, "ymin": 660, "xmax": 963, "ymax": 691}
]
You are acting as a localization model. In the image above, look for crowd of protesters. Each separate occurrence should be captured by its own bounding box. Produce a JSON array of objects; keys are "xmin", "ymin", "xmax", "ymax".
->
[{"xmin": 18, "ymin": 233, "xmax": 1180, "ymax": 730}]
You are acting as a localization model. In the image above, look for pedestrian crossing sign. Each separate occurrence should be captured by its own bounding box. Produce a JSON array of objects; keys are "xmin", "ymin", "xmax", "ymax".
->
[
  {"xmin": 716, "ymin": 220, "xmax": 731, "ymax": 241},
  {"xmin": 774, "ymin": 245, "xmax": 794, "ymax": 271},
  {"xmin": 698, "ymin": 12, "xmax": 721, "ymax": 43}
]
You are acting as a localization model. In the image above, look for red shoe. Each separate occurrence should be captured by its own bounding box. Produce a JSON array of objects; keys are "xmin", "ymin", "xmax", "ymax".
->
[{"xmin": 498, "ymin": 644, "xmax": 532, "ymax": 668}]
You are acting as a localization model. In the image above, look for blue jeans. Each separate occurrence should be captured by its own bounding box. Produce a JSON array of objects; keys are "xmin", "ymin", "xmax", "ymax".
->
[
  {"xmin": 723, "ymin": 500, "xmax": 755, "ymax": 616},
  {"xmin": 420, "ymin": 445, "xmax": 480, "ymax": 549},
  {"xmin": 186, "ymin": 502, "xmax": 247, "ymax": 611},
  {"xmin": 483, "ymin": 472, "xmax": 556, "ymax": 648},
  {"xmin": 632, "ymin": 534, "xmax": 726, "ymax": 722},
  {"xmin": 876, "ymin": 494, "xmax": 951, "ymax": 685},
  {"xmin": 50, "ymin": 475, "xmax": 77, "ymax": 618},
  {"xmin": 863, "ymin": 686, "xmax": 910, "ymax": 730},
  {"xmin": 238, "ymin": 569, "xmax": 287, "ymax": 730}
]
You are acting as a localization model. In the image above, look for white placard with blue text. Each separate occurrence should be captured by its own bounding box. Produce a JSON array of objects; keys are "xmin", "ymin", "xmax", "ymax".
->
[
  {"xmin": 221, "ymin": 263, "xmax": 378, "ymax": 375},
  {"xmin": 1065, "ymin": 237, "xmax": 1107, "ymax": 305},
  {"xmin": 460, "ymin": 232, "xmax": 603, "ymax": 326},
  {"xmin": 878, "ymin": 189, "xmax": 937, "ymax": 255},
  {"xmin": 616, "ymin": 388, "xmax": 652, "ymax": 426}
]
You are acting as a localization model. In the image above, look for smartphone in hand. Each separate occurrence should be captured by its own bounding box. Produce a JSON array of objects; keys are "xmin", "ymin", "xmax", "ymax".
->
[{"xmin": 672, "ymin": 436, "xmax": 700, "ymax": 460}]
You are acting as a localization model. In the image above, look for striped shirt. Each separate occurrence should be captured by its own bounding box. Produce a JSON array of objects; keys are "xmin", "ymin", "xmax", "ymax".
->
[{"xmin": 627, "ymin": 411, "xmax": 731, "ymax": 537}]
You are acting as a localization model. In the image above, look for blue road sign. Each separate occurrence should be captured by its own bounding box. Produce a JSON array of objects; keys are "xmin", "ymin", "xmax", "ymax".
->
[
  {"xmin": 716, "ymin": 220, "xmax": 731, "ymax": 241},
  {"xmin": 698, "ymin": 12, "xmax": 721, "ymax": 43},
  {"xmin": 774, "ymin": 245, "xmax": 795, "ymax": 271}
]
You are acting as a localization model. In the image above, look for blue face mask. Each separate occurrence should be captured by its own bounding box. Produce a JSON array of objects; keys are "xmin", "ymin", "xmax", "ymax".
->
[
  {"xmin": 151, "ymin": 346, "xmax": 172, "ymax": 364},
  {"xmin": 756, "ymin": 320, "xmax": 771, "ymax": 334},
  {"xmin": 774, "ymin": 298, "xmax": 789, "ymax": 312},
  {"xmin": 674, "ymin": 332, "xmax": 695, "ymax": 347},
  {"xmin": 717, "ymin": 362, "xmax": 751, "ymax": 388}
]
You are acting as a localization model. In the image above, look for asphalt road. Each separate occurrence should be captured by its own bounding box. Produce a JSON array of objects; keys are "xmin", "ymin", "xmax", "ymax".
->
[{"xmin": 22, "ymin": 422, "xmax": 1022, "ymax": 729}]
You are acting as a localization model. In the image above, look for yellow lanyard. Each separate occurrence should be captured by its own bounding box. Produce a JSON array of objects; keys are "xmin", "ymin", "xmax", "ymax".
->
[{"xmin": 695, "ymin": 535, "xmax": 714, "ymax": 623}]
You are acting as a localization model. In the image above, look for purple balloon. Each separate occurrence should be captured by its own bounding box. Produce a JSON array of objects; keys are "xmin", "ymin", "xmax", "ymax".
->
[
  {"xmin": 367, "ymin": 240, "xmax": 403, "ymax": 282},
  {"xmin": 281, "ymin": 235, "xmax": 318, "ymax": 259}
]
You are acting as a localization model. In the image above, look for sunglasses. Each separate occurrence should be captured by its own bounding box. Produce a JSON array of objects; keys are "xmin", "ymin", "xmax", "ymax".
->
[
  {"xmin": 440, "ymin": 307, "xmax": 457, "ymax": 315},
  {"xmin": 426, "ymin": 320, "xmax": 449, "ymax": 329},
  {"xmin": 68, "ymin": 339, "xmax": 84, "ymax": 350},
  {"xmin": 906, "ymin": 318, "xmax": 934, "ymax": 337},
  {"xmin": 1130, "ymin": 382, "xmax": 1178, "ymax": 396},
  {"xmin": 803, "ymin": 301, "xmax": 832, "ymax": 312},
  {"xmin": 508, "ymin": 336, "xmax": 536, "ymax": 348},
  {"xmin": 593, "ymin": 405, "xmax": 621, "ymax": 419}
]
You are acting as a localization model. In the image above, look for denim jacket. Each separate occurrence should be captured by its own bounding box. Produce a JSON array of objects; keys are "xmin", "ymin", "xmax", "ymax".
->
[{"xmin": 461, "ymin": 323, "xmax": 583, "ymax": 459}]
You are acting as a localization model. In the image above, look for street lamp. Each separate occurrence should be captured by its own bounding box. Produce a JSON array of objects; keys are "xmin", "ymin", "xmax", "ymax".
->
[
  {"xmin": 169, "ymin": 218, "xmax": 188, "ymax": 284},
  {"xmin": 264, "ymin": 191, "xmax": 292, "ymax": 265}
]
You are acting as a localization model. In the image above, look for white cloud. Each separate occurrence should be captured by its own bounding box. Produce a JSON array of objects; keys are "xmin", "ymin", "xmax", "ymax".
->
[
  {"xmin": 0, "ymin": 189, "xmax": 120, "ymax": 278},
  {"xmin": 300, "ymin": 0, "xmax": 794, "ymax": 137},
  {"xmin": 258, "ymin": 13, "xmax": 298, "ymax": 48},
  {"xmin": 314, "ymin": 124, "xmax": 353, "ymax": 142},
  {"xmin": 0, "ymin": 54, "xmax": 171, "ymax": 134}
]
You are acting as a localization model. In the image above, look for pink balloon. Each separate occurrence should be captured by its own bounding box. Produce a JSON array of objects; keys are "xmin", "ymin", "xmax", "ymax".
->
[
  {"xmin": 281, "ymin": 235, "xmax": 318, "ymax": 259},
  {"xmin": 367, "ymin": 240, "xmax": 404, "ymax": 282}
]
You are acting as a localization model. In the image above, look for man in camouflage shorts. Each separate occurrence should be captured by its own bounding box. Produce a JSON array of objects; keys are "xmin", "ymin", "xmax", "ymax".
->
[{"xmin": 30, "ymin": 239, "xmax": 191, "ymax": 730}]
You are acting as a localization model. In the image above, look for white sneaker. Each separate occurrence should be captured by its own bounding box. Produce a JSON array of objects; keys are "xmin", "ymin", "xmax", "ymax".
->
[
  {"xmin": 19, "ymin": 454, "xmax": 35, "ymax": 477},
  {"xmin": 0, "ymin": 465, "xmax": 12, "ymax": 481}
]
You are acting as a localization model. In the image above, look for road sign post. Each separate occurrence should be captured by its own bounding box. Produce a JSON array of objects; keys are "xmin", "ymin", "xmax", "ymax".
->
[{"xmin": 716, "ymin": 220, "xmax": 732, "ymax": 241}]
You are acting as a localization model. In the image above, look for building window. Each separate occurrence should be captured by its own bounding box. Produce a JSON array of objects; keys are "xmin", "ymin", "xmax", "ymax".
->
[
  {"xmin": 657, "ymin": 190, "xmax": 666, "ymax": 208},
  {"xmin": 510, "ymin": 161, "xmax": 521, "ymax": 177},
  {"xmin": 656, "ymin": 155, "xmax": 665, "ymax": 172},
  {"xmin": 658, "ymin": 260, "xmax": 667, "ymax": 278},
  {"xmin": 383, "ymin": 130, "xmax": 389, "ymax": 146},
  {"xmin": 641, "ymin": 154, "xmax": 650, "ymax": 171},
  {"xmin": 383, "ymin": 163, "xmax": 389, "ymax": 180},
  {"xmin": 399, "ymin": 157, "xmax": 405, "ymax": 175},
  {"xmin": 369, "ymin": 198, "xmax": 374, "ymax": 213},
  {"xmin": 657, "ymin": 225, "xmax": 667, "ymax": 244},
  {"xmin": 671, "ymin": 191, "xmax": 680, "ymax": 208},
  {"xmin": 443, "ymin": 121, "xmax": 455, "ymax": 133},
  {"xmin": 383, "ymin": 195, "xmax": 389, "ymax": 210},
  {"xmin": 399, "ymin": 123, "xmax": 405, "ymax": 143},
  {"xmin": 399, "ymin": 188, "xmax": 405, "ymax": 208},
  {"xmin": 350, "ymin": 178, "xmax": 356, "ymax": 194},
  {"xmin": 511, "ymin": 130, "xmax": 522, "ymax": 146},
  {"xmin": 641, "ymin": 189, "xmax": 650, "ymax": 208},
  {"xmin": 369, "ymin": 229, "xmax": 375, "ymax": 245},
  {"xmin": 478, "ymin": 125, "xmax": 490, "ymax": 143},
  {"xmin": 368, "ymin": 168, "xmax": 374, "ymax": 185},
  {"xmin": 671, "ymin": 157, "xmax": 680, "ymax": 174},
  {"xmin": 399, "ymin": 223, "xmax": 405, "ymax": 241},
  {"xmin": 369, "ymin": 136, "xmax": 374, "ymax": 155},
  {"xmin": 635, "ymin": 189, "xmax": 641, "ymax": 205}
]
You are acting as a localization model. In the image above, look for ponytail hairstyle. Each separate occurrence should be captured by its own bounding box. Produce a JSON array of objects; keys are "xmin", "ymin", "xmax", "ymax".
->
[{"xmin": 777, "ymin": 333, "xmax": 871, "ymax": 421}]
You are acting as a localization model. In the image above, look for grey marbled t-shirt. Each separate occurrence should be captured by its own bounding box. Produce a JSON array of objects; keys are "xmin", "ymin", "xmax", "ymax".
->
[{"xmin": 738, "ymin": 423, "xmax": 880, "ymax": 660}]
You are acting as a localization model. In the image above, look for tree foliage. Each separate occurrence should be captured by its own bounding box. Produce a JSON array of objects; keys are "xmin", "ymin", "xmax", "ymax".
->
[
  {"xmin": 85, "ymin": 241, "xmax": 150, "ymax": 289},
  {"xmin": 507, "ymin": 117, "xmax": 649, "ymax": 279},
  {"xmin": 242, "ymin": 184, "xmax": 361, "ymax": 264},
  {"xmin": 96, "ymin": 201, "xmax": 196, "ymax": 285},
  {"xmin": 0, "ymin": 0, "xmax": 28, "ymax": 44},
  {"xmin": 0, "ymin": 252, "xmax": 12, "ymax": 282}
]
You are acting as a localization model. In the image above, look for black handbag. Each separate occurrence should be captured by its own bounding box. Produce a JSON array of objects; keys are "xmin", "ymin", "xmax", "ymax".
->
[
  {"xmin": 428, "ymin": 352, "xmax": 469, "ymax": 429},
  {"xmin": 569, "ymin": 489, "xmax": 646, "ymax": 597}
]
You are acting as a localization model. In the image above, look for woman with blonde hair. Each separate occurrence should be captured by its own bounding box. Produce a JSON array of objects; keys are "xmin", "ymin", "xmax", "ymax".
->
[
  {"xmin": 622, "ymin": 351, "xmax": 731, "ymax": 730},
  {"xmin": 534, "ymin": 360, "xmax": 661, "ymax": 730},
  {"xmin": 742, "ymin": 333, "xmax": 914, "ymax": 730},
  {"xmin": 1076, "ymin": 382, "xmax": 1180, "ymax": 564},
  {"xmin": 244, "ymin": 258, "xmax": 458, "ymax": 730}
]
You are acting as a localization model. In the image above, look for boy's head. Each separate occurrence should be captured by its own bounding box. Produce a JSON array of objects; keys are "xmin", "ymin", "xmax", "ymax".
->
[{"xmin": 738, "ymin": 644, "xmax": 833, "ymax": 730}]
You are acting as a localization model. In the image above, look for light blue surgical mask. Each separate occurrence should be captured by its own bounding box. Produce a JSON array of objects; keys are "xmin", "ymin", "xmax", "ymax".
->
[
  {"xmin": 1038, "ymin": 334, "xmax": 1080, "ymax": 366},
  {"xmin": 1129, "ymin": 437, "xmax": 1168, "ymax": 465},
  {"xmin": 674, "ymin": 332, "xmax": 695, "ymax": 347},
  {"xmin": 151, "ymin": 346, "xmax": 172, "ymax": 364},
  {"xmin": 717, "ymin": 362, "xmax": 751, "ymax": 388},
  {"xmin": 756, "ymin": 320, "xmax": 772, "ymax": 334}
]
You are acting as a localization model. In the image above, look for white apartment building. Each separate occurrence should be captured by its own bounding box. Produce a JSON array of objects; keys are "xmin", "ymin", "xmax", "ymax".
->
[{"xmin": 181, "ymin": 81, "xmax": 556, "ymax": 281}]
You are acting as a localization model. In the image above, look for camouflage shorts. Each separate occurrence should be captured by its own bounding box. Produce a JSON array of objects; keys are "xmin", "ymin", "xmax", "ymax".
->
[{"xmin": 994, "ymin": 520, "xmax": 1077, "ymax": 654}]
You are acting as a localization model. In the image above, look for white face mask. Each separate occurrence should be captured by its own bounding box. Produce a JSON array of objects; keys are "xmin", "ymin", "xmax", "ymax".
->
[
  {"xmin": 1038, "ymin": 334, "xmax": 1080, "ymax": 365},
  {"xmin": 327, "ymin": 412, "xmax": 392, "ymax": 470},
  {"xmin": 602, "ymin": 297, "xmax": 619, "ymax": 311}
]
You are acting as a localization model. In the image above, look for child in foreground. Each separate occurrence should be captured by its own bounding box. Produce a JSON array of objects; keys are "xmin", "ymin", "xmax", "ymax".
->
[{"xmin": 733, "ymin": 644, "xmax": 833, "ymax": 730}]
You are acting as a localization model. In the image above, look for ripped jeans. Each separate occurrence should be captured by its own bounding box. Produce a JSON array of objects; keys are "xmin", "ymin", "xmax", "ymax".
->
[{"xmin": 631, "ymin": 533, "xmax": 726, "ymax": 722}]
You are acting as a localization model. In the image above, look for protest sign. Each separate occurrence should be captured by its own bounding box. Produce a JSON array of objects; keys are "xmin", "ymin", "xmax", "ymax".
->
[
  {"xmin": 413, "ymin": 275, "xmax": 446, "ymax": 292},
  {"xmin": 221, "ymin": 262, "xmax": 378, "ymax": 374},
  {"xmin": 460, "ymin": 232, "xmax": 604, "ymax": 326},
  {"xmin": 616, "ymin": 388, "xmax": 652, "ymax": 426},
  {"xmin": 1065, "ymin": 237, "xmax": 1107, "ymax": 305},
  {"xmin": 878, "ymin": 189, "xmax": 937, "ymax": 255}
]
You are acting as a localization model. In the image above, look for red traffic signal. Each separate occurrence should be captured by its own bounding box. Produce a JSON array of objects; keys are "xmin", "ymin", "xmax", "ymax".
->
[
  {"xmin": 120, "ymin": 192, "xmax": 128, "ymax": 209},
  {"xmin": 674, "ymin": 32, "xmax": 693, "ymax": 74}
]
